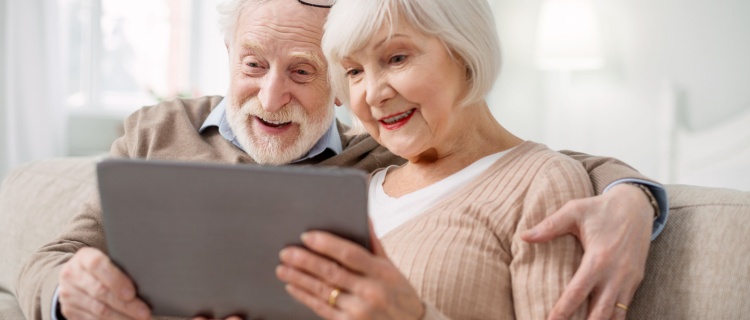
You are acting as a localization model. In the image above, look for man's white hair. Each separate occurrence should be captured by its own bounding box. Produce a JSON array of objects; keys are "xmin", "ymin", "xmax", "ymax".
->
[{"xmin": 216, "ymin": 0, "xmax": 269, "ymax": 45}]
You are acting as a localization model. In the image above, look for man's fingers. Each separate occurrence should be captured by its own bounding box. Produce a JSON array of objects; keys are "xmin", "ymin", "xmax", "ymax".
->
[
  {"xmin": 59, "ymin": 284, "xmax": 135, "ymax": 320},
  {"xmin": 610, "ymin": 280, "xmax": 639, "ymax": 320},
  {"xmin": 611, "ymin": 302, "xmax": 628, "ymax": 320},
  {"xmin": 548, "ymin": 262, "xmax": 597, "ymax": 320},
  {"xmin": 77, "ymin": 248, "xmax": 136, "ymax": 300},
  {"xmin": 64, "ymin": 248, "xmax": 150, "ymax": 319},
  {"xmin": 585, "ymin": 286, "xmax": 618, "ymax": 320},
  {"xmin": 523, "ymin": 200, "xmax": 583, "ymax": 243},
  {"xmin": 72, "ymin": 268, "xmax": 150, "ymax": 319},
  {"xmin": 60, "ymin": 304, "xmax": 101, "ymax": 320}
]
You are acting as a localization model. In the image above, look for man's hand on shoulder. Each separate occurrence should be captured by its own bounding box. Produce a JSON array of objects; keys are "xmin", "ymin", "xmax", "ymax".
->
[
  {"xmin": 521, "ymin": 183, "xmax": 653, "ymax": 320},
  {"xmin": 193, "ymin": 316, "xmax": 243, "ymax": 320},
  {"xmin": 58, "ymin": 247, "xmax": 151, "ymax": 320}
]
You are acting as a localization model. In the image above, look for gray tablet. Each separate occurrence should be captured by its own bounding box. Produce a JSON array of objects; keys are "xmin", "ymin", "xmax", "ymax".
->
[{"xmin": 97, "ymin": 158, "xmax": 370, "ymax": 319}]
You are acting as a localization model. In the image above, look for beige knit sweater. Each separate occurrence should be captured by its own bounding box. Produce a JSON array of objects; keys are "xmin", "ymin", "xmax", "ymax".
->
[
  {"xmin": 381, "ymin": 142, "xmax": 593, "ymax": 320},
  {"xmin": 16, "ymin": 97, "xmax": 654, "ymax": 320}
]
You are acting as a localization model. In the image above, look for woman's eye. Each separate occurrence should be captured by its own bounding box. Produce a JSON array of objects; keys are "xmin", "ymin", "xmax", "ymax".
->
[
  {"xmin": 389, "ymin": 55, "xmax": 407, "ymax": 64},
  {"xmin": 296, "ymin": 69, "xmax": 310, "ymax": 75},
  {"xmin": 346, "ymin": 69, "xmax": 362, "ymax": 77}
]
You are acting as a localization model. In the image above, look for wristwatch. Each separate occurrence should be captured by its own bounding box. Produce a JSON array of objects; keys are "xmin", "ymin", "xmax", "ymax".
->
[{"xmin": 628, "ymin": 183, "xmax": 660, "ymax": 220}]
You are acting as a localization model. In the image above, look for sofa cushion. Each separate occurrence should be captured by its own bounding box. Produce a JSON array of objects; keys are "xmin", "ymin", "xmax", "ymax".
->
[
  {"xmin": 0, "ymin": 157, "xmax": 97, "ymax": 299},
  {"xmin": 0, "ymin": 291, "xmax": 24, "ymax": 320},
  {"xmin": 629, "ymin": 184, "xmax": 750, "ymax": 319}
]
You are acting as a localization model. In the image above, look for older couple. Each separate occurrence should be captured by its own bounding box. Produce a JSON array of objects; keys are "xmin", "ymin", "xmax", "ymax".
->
[{"xmin": 16, "ymin": 0, "xmax": 665, "ymax": 320}]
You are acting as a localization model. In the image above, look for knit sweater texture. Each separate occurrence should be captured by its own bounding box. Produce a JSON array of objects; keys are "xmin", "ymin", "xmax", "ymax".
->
[
  {"xmin": 16, "ymin": 97, "xmax": 655, "ymax": 320},
  {"xmin": 381, "ymin": 141, "xmax": 592, "ymax": 319}
]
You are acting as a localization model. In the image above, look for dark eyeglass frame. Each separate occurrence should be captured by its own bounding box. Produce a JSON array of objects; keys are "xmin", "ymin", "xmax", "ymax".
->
[{"xmin": 297, "ymin": 0, "xmax": 334, "ymax": 9}]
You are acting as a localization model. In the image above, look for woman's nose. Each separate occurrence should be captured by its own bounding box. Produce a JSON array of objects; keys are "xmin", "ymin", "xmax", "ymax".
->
[{"xmin": 364, "ymin": 72, "xmax": 396, "ymax": 108}]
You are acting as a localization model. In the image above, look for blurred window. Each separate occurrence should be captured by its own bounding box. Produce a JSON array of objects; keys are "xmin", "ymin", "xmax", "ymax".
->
[{"xmin": 59, "ymin": 0, "xmax": 228, "ymax": 114}]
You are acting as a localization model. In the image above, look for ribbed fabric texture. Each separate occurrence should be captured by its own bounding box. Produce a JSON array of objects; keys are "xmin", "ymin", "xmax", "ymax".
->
[
  {"xmin": 14, "ymin": 97, "xmax": 652, "ymax": 320},
  {"xmin": 381, "ymin": 142, "xmax": 593, "ymax": 320}
]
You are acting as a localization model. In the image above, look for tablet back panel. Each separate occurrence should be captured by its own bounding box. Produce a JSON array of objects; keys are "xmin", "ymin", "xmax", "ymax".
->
[{"xmin": 97, "ymin": 158, "xmax": 369, "ymax": 319}]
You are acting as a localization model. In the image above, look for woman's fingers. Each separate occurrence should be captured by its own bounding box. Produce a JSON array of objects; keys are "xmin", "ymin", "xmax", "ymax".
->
[
  {"xmin": 285, "ymin": 284, "xmax": 341, "ymax": 320},
  {"xmin": 279, "ymin": 245, "xmax": 359, "ymax": 292},
  {"xmin": 300, "ymin": 231, "xmax": 380, "ymax": 275},
  {"xmin": 276, "ymin": 264, "xmax": 340, "ymax": 304},
  {"xmin": 277, "ymin": 231, "xmax": 425, "ymax": 320}
]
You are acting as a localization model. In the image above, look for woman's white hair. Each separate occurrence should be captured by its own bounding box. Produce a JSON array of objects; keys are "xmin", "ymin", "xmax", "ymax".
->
[{"xmin": 322, "ymin": 0, "xmax": 502, "ymax": 134}]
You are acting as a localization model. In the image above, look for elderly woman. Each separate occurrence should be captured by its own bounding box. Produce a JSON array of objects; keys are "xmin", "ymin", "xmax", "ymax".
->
[{"xmin": 276, "ymin": 0, "xmax": 593, "ymax": 319}]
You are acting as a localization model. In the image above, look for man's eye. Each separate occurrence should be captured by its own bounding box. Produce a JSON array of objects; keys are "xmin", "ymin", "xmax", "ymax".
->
[
  {"xmin": 247, "ymin": 62, "xmax": 261, "ymax": 68},
  {"xmin": 291, "ymin": 67, "xmax": 316, "ymax": 83}
]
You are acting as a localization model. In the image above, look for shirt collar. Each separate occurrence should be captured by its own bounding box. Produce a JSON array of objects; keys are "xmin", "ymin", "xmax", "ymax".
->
[{"xmin": 199, "ymin": 98, "xmax": 342, "ymax": 163}]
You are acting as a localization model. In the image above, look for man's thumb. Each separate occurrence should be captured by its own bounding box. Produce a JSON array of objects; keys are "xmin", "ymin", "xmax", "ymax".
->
[{"xmin": 521, "ymin": 202, "xmax": 579, "ymax": 243}]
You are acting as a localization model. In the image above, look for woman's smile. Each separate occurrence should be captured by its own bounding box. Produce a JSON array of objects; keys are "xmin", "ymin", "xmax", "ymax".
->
[{"xmin": 379, "ymin": 108, "xmax": 417, "ymax": 130}]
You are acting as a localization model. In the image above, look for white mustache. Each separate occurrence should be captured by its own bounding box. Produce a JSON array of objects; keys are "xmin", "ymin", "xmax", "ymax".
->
[{"xmin": 237, "ymin": 97, "xmax": 306, "ymax": 124}]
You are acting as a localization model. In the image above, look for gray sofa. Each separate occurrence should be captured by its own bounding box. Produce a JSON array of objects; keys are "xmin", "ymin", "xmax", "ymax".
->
[{"xmin": 1, "ymin": 157, "xmax": 749, "ymax": 319}]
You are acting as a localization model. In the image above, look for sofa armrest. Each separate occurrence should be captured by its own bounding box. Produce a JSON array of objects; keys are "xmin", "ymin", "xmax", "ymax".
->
[
  {"xmin": 629, "ymin": 184, "xmax": 750, "ymax": 319},
  {"xmin": 0, "ymin": 157, "xmax": 98, "ymax": 298}
]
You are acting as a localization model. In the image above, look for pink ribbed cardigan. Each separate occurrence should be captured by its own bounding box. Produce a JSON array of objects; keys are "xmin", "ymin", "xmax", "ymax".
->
[{"xmin": 381, "ymin": 141, "xmax": 592, "ymax": 320}]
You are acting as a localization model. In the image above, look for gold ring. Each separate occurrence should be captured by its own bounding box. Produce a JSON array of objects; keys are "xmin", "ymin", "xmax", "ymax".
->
[
  {"xmin": 328, "ymin": 288, "xmax": 341, "ymax": 307},
  {"xmin": 615, "ymin": 303, "xmax": 629, "ymax": 311}
]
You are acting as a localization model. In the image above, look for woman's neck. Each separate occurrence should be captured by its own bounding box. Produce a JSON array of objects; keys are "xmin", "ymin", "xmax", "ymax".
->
[{"xmin": 383, "ymin": 102, "xmax": 523, "ymax": 198}]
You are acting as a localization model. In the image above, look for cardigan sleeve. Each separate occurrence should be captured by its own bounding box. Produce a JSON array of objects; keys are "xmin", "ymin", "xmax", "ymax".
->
[
  {"xmin": 559, "ymin": 150, "xmax": 659, "ymax": 195},
  {"xmin": 509, "ymin": 156, "xmax": 594, "ymax": 320},
  {"xmin": 421, "ymin": 301, "xmax": 452, "ymax": 320}
]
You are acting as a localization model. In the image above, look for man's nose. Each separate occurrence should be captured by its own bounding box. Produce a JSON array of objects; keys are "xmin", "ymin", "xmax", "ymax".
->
[
  {"xmin": 257, "ymin": 70, "xmax": 292, "ymax": 113},
  {"xmin": 364, "ymin": 72, "xmax": 395, "ymax": 108}
]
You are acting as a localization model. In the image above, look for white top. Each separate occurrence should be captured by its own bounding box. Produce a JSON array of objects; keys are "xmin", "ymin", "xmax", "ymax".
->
[{"xmin": 369, "ymin": 149, "xmax": 512, "ymax": 237}]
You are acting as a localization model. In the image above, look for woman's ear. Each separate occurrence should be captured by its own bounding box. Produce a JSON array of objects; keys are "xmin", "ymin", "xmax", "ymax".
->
[{"xmin": 334, "ymin": 98, "xmax": 342, "ymax": 106}]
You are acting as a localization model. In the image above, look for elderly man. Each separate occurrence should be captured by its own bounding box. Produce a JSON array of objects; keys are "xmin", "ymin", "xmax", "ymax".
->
[{"xmin": 16, "ymin": 0, "xmax": 666, "ymax": 320}]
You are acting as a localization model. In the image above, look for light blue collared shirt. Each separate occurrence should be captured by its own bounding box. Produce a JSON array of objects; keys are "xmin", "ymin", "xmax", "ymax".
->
[
  {"xmin": 198, "ymin": 98, "xmax": 343, "ymax": 162},
  {"xmin": 604, "ymin": 179, "xmax": 669, "ymax": 240},
  {"xmin": 50, "ymin": 98, "xmax": 344, "ymax": 320},
  {"xmin": 49, "ymin": 101, "xmax": 668, "ymax": 319}
]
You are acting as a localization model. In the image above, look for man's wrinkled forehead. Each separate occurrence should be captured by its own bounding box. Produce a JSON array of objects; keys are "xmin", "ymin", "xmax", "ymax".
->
[
  {"xmin": 236, "ymin": 1, "xmax": 327, "ymax": 61},
  {"xmin": 238, "ymin": 0, "xmax": 327, "ymax": 44}
]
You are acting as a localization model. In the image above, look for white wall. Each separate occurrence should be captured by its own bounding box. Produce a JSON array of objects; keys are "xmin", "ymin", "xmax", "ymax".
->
[
  {"xmin": 488, "ymin": 0, "xmax": 750, "ymax": 189},
  {"xmin": 8, "ymin": 0, "xmax": 747, "ymax": 190},
  {"xmin": 0, "ymin": 0, "xmax": 8, "ymax": 177}
]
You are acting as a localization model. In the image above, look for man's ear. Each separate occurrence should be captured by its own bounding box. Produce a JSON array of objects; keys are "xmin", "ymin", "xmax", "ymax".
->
[{"xmin": 334, "ymin": 98, "xmax": 342, "ymax": 106}]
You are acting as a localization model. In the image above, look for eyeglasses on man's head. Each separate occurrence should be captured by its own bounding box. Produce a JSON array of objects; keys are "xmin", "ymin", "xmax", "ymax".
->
[{"xmin": 298, "ymin": 0, "xmax": 335, "ymax": 9}]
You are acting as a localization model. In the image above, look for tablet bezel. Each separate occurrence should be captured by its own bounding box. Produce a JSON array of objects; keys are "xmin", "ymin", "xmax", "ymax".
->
[{"xmin": 97, "ymin": 158, "xmax": 369, "ymax": 319}]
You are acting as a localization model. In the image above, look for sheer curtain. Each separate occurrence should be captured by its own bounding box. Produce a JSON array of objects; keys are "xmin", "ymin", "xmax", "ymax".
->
[{"xmin": 0, "ymin": 0, "xmax": 67, "ymax": 179}]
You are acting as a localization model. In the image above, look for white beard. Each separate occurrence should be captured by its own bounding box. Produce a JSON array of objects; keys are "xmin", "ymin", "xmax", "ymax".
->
[{"xmin": 226, "ymin": 96, "xmax": 334, "ymax": 165}]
